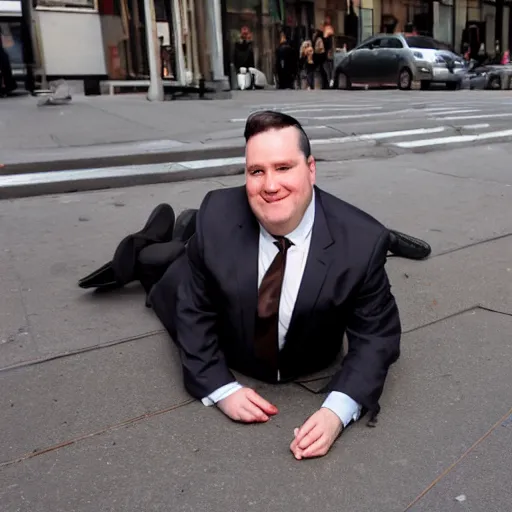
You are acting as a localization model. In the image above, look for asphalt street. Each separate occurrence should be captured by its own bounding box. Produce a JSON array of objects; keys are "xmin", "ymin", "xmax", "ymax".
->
[
  {"xmin": 228, "ymin": 90, "xmax": 512, "ymax": 151},
  {"xmin": 2, "ymin": 89, "xmax": 512, "ymax": 198}
]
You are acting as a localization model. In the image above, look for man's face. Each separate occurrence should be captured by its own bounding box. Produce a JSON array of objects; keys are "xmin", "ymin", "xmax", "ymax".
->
[{"xmin": 245, "ymin": 127, "xmax": 316, "ymax": 235}]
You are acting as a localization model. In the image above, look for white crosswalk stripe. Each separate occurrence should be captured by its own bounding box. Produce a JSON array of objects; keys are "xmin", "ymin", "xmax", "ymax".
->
[
  {"xmin": 233, "ymin": 97, "xmax": 512, "ymax": 152},
  {"xmin": 392, "ymin": 128, "xmax": 512, "ymax": 148}
]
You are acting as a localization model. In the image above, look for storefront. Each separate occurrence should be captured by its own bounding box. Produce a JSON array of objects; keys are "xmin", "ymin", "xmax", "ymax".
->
[
  {"xmin": 222, "ymin": 0, "xmax": 280, "ymax": 86},
  {"xmin": 380, "ymin": 0, "xmax": 431, "ymax": 35},
  {"xmin": 0, "ymin": 0, "xmax": 25, "ymax": 79},
  {"xmin": 454, "ymin": 0, "xmax": 510, "ymax": 58},
  {"xmin": 27, "ymin": 0, "xmax": 107, "ymax": 88},
  {"xmin": 96, "ymin": 0, "xmax": 212, "ymax": 87},
  {"xmin": 222, "ymin": 0, "xmax": 354, "ymax": 86}
]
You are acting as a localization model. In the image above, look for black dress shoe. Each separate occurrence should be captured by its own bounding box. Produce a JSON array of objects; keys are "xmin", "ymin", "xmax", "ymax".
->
[
  {"xmin": 173, "ymin": 209, "xmax": 197, "ymax": 243},
  {"xmin": 136, "ymin": 208, "xmax": 198, "ymax": 304},
  {"xmin": 388, "ymin": 230, "xmax": 432, "ymax": 260},
  {"xmin": 78, "ymin": 203, "xmax": 175, "ymax": 289},
  {"xmin": 137, "ymin": 240, "xmax": 186, "ymax": 299}
]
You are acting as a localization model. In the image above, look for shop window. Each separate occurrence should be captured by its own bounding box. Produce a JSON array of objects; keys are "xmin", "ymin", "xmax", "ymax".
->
[
  {"xmin": 0, "ymin": 21, "xmax": 24, "ymax": 69},
  {"xmin": 380, "ymin": 36, "xmax": 403, "ymax": 48}
]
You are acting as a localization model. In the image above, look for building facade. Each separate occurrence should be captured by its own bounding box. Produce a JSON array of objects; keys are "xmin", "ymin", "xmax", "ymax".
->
[
  {"xmin": 222, "ymin": 0, "xmax": 512, "ymax": 86},
  {"xmin": 11, "ymin": 0, "xmax": 225, "ymax": 92},
  {"xmin": 5, "ymin": 0, "xmax": 511, "ymax": 93}
]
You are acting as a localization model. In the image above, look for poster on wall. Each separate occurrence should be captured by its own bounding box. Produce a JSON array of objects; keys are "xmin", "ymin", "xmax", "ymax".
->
[{"xmin": 35, "ymin": 0, "xmax": 96, "ymax": 9}]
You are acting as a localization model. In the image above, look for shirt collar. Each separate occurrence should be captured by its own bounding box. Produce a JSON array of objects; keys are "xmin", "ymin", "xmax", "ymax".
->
[{"xmin": 259, "ymin": 189, "xmax": 315, "ymax": 247}]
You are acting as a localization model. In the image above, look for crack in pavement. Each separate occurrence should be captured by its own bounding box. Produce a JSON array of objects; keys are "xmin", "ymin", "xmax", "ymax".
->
[
  {"xmin": 0, "ymin": 329, "xmax": 166, "ymax": 374},
  {"xmin": 0, "ymin": 398, "xmax": 195, "ymax": 469},
  {"xmin": 2, "ymin": 305, "xmax": 509, "ymax": 473},
  {"xmin": 409, "ymin": 164, "xmax": 512, "ymax": 186},
  {"xmin": 402, "ymin": 405, "xmax": 512, "ymax": 511},
  {"xmin": 3, "ymin": 233, "xmax": 510, "ymax": 373},
  {"xmin": 430, "ymin": 231, "xmax": 512, "ymax": 258}
]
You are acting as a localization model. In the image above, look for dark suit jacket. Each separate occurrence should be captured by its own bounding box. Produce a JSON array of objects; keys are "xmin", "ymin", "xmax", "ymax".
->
[{"xmin": 150, "ymin": 185, "xmax": 401, "ymax": 418}]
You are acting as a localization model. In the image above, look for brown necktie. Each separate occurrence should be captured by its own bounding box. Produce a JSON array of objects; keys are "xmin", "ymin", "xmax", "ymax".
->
[{"xmin": 254, "ymin": 236, "xmax": 292, "ymax": 377}]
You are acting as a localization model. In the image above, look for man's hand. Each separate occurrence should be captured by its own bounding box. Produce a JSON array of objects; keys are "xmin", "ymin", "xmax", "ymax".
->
[
  {"xmin": 290, "ymin": 407, "xmax": 343, "ymax": 460},
  {"xmin": 217, "ymin": 388, "xmax": 278, "ymax": 423}
]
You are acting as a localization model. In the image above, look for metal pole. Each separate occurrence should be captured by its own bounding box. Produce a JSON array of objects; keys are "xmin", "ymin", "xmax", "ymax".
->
[
  {"xmin": 142, "ymin": 0, "xmax": 164, "ymax": 100},
  {"xmin": 206, "ymin": 0, "xmax": 225, "ymax": 80},
  {"xmin": 20, "ymin": 0, "xmax": 36, "ymax": 93},
  {"xmin": 172, "ymin": 0, "xmax": 187, "ymax": 85}
]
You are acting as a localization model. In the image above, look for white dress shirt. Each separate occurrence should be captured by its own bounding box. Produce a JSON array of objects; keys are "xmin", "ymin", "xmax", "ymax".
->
[{"xmin": 201, "ymin": 191, "xmax": 362, "ymax": 428}]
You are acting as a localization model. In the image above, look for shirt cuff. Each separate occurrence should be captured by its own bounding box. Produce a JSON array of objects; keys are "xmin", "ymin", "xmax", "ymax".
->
[
  {"xmin": 321, "ymin": 391, "xmax": 362, "ymax": 428},
  {"xmin": 201, "ymin": 381, "xmax": 243, "ymax": 406}
]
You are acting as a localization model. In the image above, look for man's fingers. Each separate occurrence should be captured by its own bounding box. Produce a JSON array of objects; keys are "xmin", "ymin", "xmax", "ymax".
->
[
  {"xmin": 241, "ymin": 401, "xmax": 269, "ymax": 422},
  {"xmin": 289, "ymin": 439, "xmax": 303, "ymax": 460},
  {"xmin": 302, "ymin": 435, "xmax": 329, "ymax": 458},
  {"xmin": 298, "ymin": 424, "xmax": 322, "ymax": 450},
  {"xmin": 246, "ymin": 390, "xmax": 278, "ymax": 415},
  {"xmin": 295, "ymin": 416, "xmax": 317, "ymax": 444}
]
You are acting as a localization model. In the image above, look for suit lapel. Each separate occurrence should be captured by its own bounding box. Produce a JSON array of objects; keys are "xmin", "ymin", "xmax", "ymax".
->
[
  {"xmin": 234, "ymin": 204, "xmax": 260, "ymax": 346},
  {"xmin": 287, "ymin": 190, "xmax": 335, "ymax": 339}
]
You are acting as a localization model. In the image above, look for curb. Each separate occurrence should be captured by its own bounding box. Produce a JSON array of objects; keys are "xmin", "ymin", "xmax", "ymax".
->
[
  {"xmin": 0, "ymin": 140, "xmax": 386, "ymax": 200},
  {"xmin": 0, "ymin": 144, "xmax": 245, "ymax": 176},
  {"xmin": 0, "ymin": 162, "xmax": 245, "ymax": 200}
]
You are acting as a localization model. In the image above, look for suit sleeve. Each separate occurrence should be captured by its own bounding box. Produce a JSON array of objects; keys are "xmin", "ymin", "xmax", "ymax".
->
[
  {"xmin": 173, "ymin": 192, "xmax": 237, "ymax": 400},
  {"xmin": 328, "ymin": 229, "xmax": 401, "ymax": 417}
]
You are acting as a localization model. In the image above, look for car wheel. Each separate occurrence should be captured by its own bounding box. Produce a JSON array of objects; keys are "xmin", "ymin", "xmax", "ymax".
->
[
  {"xmin": 489, "ymin": 76, "xmax": 501, "ymax": 89},
  {"xmin": 336, "ymin": 71, "xmax": 352, "ymax": 90},
  {"xmin": 398, "ymin": 68, "xmax": 412, "ymax": 90},
  {"xmin": 420, "ymin": 80, "xmax": 431, "ymax": 90}
]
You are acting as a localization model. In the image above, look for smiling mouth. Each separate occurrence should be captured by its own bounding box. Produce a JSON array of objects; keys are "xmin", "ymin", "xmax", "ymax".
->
[{"xmin": 264, "ymin": 195, "xmax": 288, "ymax": 204}]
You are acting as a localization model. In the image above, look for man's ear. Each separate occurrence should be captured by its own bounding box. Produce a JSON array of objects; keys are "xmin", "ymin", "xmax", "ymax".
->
[{"xmin": 307, "ymin": 155, "xmax": 317, "ymax": 184}]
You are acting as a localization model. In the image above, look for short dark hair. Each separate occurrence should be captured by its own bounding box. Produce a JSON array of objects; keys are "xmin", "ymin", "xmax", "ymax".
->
[{"xmin": 243, "ymin": 110, "xmax": 312, "ymax": 158}]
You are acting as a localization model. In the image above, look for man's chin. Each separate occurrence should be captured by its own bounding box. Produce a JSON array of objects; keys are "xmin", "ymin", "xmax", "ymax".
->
[{"xmin": 262, "ymin": 213, "xmax": 292, "ymax": 232}]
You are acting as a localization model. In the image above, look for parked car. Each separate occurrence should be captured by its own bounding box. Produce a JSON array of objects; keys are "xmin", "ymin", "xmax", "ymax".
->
[
  {"xmin": 462, "ymin": 62, "xmax": 512, "ymax": 90},
  {"xmin": 333, "ymin": 33, "xmax": 466, "ymax": 90}
]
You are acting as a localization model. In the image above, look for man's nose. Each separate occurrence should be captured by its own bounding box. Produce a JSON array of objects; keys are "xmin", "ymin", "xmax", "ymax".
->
[{"xmin": 263, "ymin": 172, "xmax": 279, "ymax": 192}]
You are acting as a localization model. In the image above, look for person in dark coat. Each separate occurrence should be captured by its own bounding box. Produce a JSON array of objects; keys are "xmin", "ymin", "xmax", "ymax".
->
[
  {"xmin": 150, "ymin": 111, "xmax": 401, "ymax": 460},
  {"xmin": 0, "ymin": 27, "xmax": 17, "ymax": 96},
  {"xmin": 275, "ymin": 32, "xmax": 297, "ymax": 89}
]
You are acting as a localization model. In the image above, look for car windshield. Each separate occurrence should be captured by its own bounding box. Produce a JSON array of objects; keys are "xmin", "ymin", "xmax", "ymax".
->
[{"xmin": 406, "ymin": 36, "xmax": 451, "ymax": 51}]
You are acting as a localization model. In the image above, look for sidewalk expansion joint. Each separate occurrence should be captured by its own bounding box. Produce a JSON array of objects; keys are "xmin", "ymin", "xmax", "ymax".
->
[
  {"xmin": 412, "ymin": 163, "xmax": 512, "ymax": 186},
  {"xmin": 402, "ymin": 405, "xmax": 512, "ymax": 511},
  {"xmin": 430, "ymin": 231, "xmax": 512, "ymax": 259},
  {"xmin": 0, "ymin": 398, "xmax": 195, "ymax": 470},
  {"xmin": 402, "ymin": 305, "xmax": 479, "ymax": 335},
  {"xmin": 0, "ymin": 329, "xmax": 166, "ymax": 374},
  {"xmin": 402, "ymin": 304, "xmax": 512, "ymax": 336},
  {"xmin": 477, "ymin": 305, "xmax": 512, "ymax": 318}
]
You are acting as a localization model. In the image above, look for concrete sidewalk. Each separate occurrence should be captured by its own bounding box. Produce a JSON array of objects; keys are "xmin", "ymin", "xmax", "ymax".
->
[
  {"xmin": 1, "ymin": 90, "xmax": 363, "ymax": 174},
  {"xmin": 1, "ymin": 146, "xmax": 511, "ymax": 511}
]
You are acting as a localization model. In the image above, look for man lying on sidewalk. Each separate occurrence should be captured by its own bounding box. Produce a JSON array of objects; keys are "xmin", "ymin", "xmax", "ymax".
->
[{"xmin": 149, "ymin": 110, "xmax": 401, "ymax": 460}]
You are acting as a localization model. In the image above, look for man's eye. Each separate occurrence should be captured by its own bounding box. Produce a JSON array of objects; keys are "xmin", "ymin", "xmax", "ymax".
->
[
  {"xmin": 277, "ymin": 166, "xmax": 290, "ymax": 171},
  {"xmin": 250, "ymin": 169, "xmax": 263, "ymax": 175}
]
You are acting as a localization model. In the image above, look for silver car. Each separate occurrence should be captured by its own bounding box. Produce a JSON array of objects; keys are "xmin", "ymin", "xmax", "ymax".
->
[{"xmin": 333, "ymin": 33, "xmax": 466, "ymax": 90}]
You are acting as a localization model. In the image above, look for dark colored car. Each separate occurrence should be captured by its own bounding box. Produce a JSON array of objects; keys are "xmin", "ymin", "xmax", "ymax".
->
[{"xmin": 333, "ymin": 33, "xmax": 466, "ymax": 90}]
